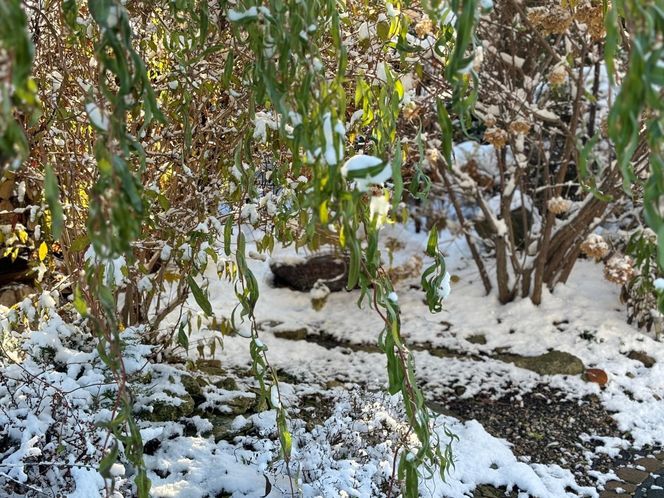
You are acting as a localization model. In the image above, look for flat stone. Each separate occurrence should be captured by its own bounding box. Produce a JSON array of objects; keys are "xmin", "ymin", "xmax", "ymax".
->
[
  {"xmin": 498, "ymin": 350, "xmax": 585, "ymax": 376},
  {"xmin": 272, "ymin": 326, "xmax": 309, "ymax": 340},
  {"xmin": 270, "ymin": 253, "xmax": 349, "ymax": 292},
  {"xmin": 605, "ymin": 481, "xmax": 636, "ymax": 492},
  {"xmin": 628, "ymin": 350, "xmax": 656, "ymax": 368},
  {"xmin": 616, "ymin": 466, "xmax": 650, "ymax": 484},
  {"xmin": 635, "ymin": 457, "xmax": 663, "ymax": 472},
  {"xmin": 599, "ymin": 491, "xmax": 630, "ymax": 498},
  {"xmin": 467, "ymin": 334, "xmax": 487, "ymax": 345},
  {"xmin": 656, "ymin": 452, "xmax": 664, "ymax": 461}
]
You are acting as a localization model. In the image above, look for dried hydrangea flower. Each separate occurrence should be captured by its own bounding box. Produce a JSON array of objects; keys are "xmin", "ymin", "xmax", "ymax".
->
[
  {"xmin": 527, "ymin": 6, "xmax": 573, "ymax": 35},
  {"xmin": 548, "ymin": 65, "xmax": 568, "ymax": 85},
  {"xmin": 509, "ymin": 119, "xmax": 531, "ymax": 135},
  {"xmin": 547, "ymin": 196, "xmax": 573, "ymax": 214},
  {"xmin": 575, "ymin": 2, "xmax": 605, "ymax": 40},
  {"xmin": 415, "ymin": 17, "xmax": 433, "ymax": 38},
  {"xmin": 604, "ymin": 255, "xmax": 635, "ymax": 285},
  {"xmin": 580, "ymin": 233, "xmax": 609, "ymax": 261},
  {"xmin": 484, "ymin": 127, "xmax": 508, "ymax": 149}
]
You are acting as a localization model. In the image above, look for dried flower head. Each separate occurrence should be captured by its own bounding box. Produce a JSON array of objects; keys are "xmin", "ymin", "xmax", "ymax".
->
[
  {"xmin": 580, "ymin": 233, "xmax": 609, "ymax": 261},
  {"xmin": 415, "ymin": 17, "xmax": 434, "ymax": 38},
  {"xmin": 548, "ymin": 65, "xmax": 568, "ymax": 86},
  {"xmin": 483, "ymin": 114, "xmax": 497, "ymax": 127},
  {"xmin": 527, "ymin": 6, "xmax": 573, "ymax": 35},
  {"xmin": 426, "ymin": 148, "xmax": 440, "ymax": 165},
  {"xmin": 604, "ymin": 255, "xmax": 635, "ymax": 285},
  {"xmin": 575, "ymin": 2, "xmax": 605, "ymax": 40},
  {"xmin": 403, "ymin": 101, "xmax": 419, "ymax": 121},
  {"xmin": 484, "ymin": 127, "xmax": 508, "ymax": 149},
  {"xmin": 547, "ymin": 196, "xmax": 572, "ymax": 214},
  {"xmin": 509, "ymin": 119, "xmax": 531, "ymax": 135}
]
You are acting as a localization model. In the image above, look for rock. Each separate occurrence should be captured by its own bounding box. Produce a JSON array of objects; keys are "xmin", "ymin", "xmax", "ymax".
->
[
  {"xmin": 270, "ymin": 253, "xmax": 349, "ymax": 292},
  {"xmin": 473, "ymin": 484, "xmax": 518, "ymax": 498},
  {"xmin": 144, "ymin": 392, "xmax": 195, "ymax": 422},
  {"xmin": 194, "ymin": 359, "xmax": 225, "ymax": 376},
  {"xmin": 181, "ymin": 375, "xmax": 204, "ymax": 398},
  {"xmin": 272, "ymin": 326, "xmax": 309, "ymax": 341},
  {"xmin": 213, "ymin": 377, "xmax": 238, "ymax": 391},
  {"xmin": 466, "ymin": 334, "xmax": 487, "ymax": 345},
  {"xmin": 627, "ymin": 350, "xmax": 656, "ymax": 368},
  {"xmin": 584, "ymin": 368, "xmax": 609, "ymax": 386},
  {"xmin": 604, "ymin": 481, "xmax": 636, "ymax": 492},
  {"xmin": 634, "ymin": 457, "xmax": 662, "ymax": 473},
  {"xmin": 615, "ymin": 466, "xmax": 650, "ymax": 484},
  {"xmin": 0, "ymin": 284, "xmax": 33, "ymax": 307},
  {"xmin": 226, "ymin": 392, "xmax": 256, "ymax": 415},
  {"xmin": 498, "ymin": 350, "xmax": 585, "ymax": 376}
]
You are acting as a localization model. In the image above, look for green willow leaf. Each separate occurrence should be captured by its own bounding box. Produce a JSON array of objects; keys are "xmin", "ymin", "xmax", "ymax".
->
[{"xmin": 187, "ymin": 275, "xmax": 213, "ymax": 316}]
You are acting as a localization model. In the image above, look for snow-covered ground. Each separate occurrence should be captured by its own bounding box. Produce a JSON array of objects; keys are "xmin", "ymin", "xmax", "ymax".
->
[{"xmin": 1, "ymin": 225, "xmax": 663, "ymax": 497}]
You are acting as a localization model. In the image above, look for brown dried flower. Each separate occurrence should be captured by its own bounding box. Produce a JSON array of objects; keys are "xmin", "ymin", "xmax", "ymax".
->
[
  {"xmin": 426, "ymin": 148, "xmax": 441, "ymax": 165},
  {"xmin": 415, "ymin": 18, "xmax": 434, "ymax": 38},
  {"xmin": 580, "ymin": 233, "xmax": 609, "ymax": 261},
  {"xmin": 604, "ymin": 255, "xmax": 635, "ymax": 285},
  {"xmin": 509, "ymin": 119, "xmax": 531, "ymax": 135},
  {"xmin": 484, "ymin": 127, "xmax": 508, "ymax": 149},
  {"xmin": 547, "ymin": 196, "xmax": 572, "ymax": 214},
  {"xmin": 548, "ymin": 65, "xmax": 568, "ymax": 86},
  {"xmin": 527, "ymin": 6, "xmax": 573, "ymax": 35},
  {"xmin": 575, "ymin": 3, "xmax": 606, "ymax": 40}
]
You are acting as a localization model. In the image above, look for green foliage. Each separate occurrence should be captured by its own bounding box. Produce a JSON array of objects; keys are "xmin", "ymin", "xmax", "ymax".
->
[
  {"xmin": 605, "ymin": 1, "xmax": 664, "ymax": 274},
  {"xmin": 0, "ymin": 0, "xmax": 38, "ymax": 173}
]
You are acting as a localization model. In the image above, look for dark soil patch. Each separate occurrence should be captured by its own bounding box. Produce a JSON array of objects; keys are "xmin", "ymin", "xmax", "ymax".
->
[{"xmin": 439, "ymin": 384, "xmax": 626, "ymax": 487}]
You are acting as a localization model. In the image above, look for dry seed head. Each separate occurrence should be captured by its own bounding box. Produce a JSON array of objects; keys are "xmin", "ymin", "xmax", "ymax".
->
[
  {"xmin": 580, "ymin": 233, "xmax": 609, "ymax": 261},
  {"xmin": 527, "ymin": 6, "xmax": 573, "ymax": 35},
  {"xmin": 509, "ymin": 119, "xmax": 531, "ymax": 135},
  {"xmin": 548, "ymin": 65, "xmax": 568, "ymax": 86},
  {"xmin": 484, "ymin": 127, "xmax": 508, "ymax": 149},
  {"xmin": 426, "ymin": 148, "xmax": 441, "ymax": 165},
  {"xmin": 547, "ymin": 196, "xmax": 572, "ymax": 214},
  {"xmin": 575, "ymin": 3, "xmax": 606, "ymax": 40},
  {"xmin": 604, "ymin": 255, "xmax": 635, "ymax": 285},
  {"xmin": 403, "ymin": 101, "xmax": 419, "ymax": 121},
  {"xmin": 415, "ymin": 18, "xmax": 434, "ymax": 38}
]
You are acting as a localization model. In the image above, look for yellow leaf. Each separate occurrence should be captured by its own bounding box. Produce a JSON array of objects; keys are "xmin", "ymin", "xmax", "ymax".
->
[
  {"xmin": 17, "ymin": 229, "xmax": 28, "ymax": 244},
  {"xmin": 164, "ymin": 272, "xmax": 182, "ymax": 283},
  {"xmin": 38, "ymin": 241, "xmax": 48, "ymax": 261},
  {"xmin": 319, "ymin": 200, "xmax": 328, "ymax": 224}
]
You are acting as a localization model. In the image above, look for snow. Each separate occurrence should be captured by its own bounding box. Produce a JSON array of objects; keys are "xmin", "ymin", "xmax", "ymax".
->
[
  {"xmin": 227, "ymin": 7, "xmax": 258, "ymax": 22},
  {"xmin": 341, "ymin": 154, "xmax": 392, "ymax": 191},
  {"xmin": 67, "ymin": 467, "xmax": 104, "ymax": 498},
  {"xmin": 85, "ymin": 103, "xmax": 109, "ymax": 132}
]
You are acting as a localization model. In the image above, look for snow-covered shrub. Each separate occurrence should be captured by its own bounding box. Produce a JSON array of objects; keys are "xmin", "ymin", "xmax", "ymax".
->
[
  {"xmin": 424, "ymin": 0, "xmax": 649, "ymax": 305},
  {"xmin": 619, "ymin": 228, "xmax": 664, "ymax": 339}
]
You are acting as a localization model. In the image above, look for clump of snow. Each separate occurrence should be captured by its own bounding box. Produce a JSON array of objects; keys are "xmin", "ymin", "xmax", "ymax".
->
[{"xmin": 341, "ymin": 154, "xmax": 392, "ymax": 191}]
